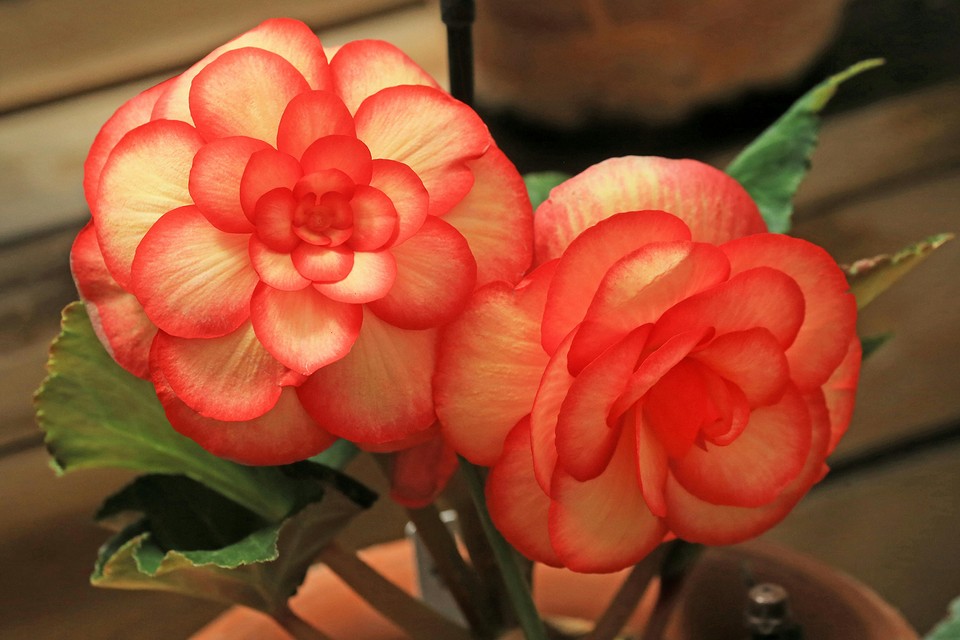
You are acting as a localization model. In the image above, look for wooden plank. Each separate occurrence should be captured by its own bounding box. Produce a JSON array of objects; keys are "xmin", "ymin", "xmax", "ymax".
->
[
  {"xmin": 0, "ymin": 446, "xmax": 405, "ymax": 640},
  {"xmin": 764, "ymin": 439, "xmax": 960, "ymax": 632},
  {"xmin": 0, "ymin": 0, "xmax": 423, "ymax": 112},
  {"xmin": 0, "ymin": 2, "xmax": 445, "ymax": 242},
  {"xmin": 0, "ymin": 447, "xmax": 224, "ymax": 639},
  {"xmin": 705, "ymin": 80, "xmax": 960, "ymax": 219},
  {"xmin": 792, "ymin": 81, "xmax": 960, "ymax": 215},
  {"xmin": 792, "ymin": 169, "xmax": 960, "ymax": 456}
]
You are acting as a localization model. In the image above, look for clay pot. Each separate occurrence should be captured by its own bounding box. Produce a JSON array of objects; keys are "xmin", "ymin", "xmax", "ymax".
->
[
  {"xmin": 474, "ymin": 0, "xmax": 849, "ymax": 126},
  {"xmin": 191, "ymin": 540, "xmax": 917, "ymax": 640}
]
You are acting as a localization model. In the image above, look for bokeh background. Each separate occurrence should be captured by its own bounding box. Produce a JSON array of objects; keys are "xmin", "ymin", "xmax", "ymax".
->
[{"xmin": 1, "ymin": 0, "xmax": 958, "ymax": 637}]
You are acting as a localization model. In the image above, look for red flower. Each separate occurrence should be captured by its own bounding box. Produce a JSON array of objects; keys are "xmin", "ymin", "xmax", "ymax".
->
[
  {"xmin": 436, "ymin": 157, "xmax": 860, "ymax": 572},
  {"xmin": 73, "ymin": 19, "xmax": 532, "ymax": 465}
]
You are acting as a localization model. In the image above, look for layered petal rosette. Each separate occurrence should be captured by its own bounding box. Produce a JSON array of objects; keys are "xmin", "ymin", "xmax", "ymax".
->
[
  {"xmin": 73, "ymin": 19, "xmax": 532, "ymax": 465},
  {"xmin": 436, "ymin": 157, "xmax": 860, "ymax": 572}
]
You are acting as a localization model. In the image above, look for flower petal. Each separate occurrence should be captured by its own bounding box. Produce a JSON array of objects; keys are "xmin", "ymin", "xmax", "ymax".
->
[
  {"xmin": 368, "ymin": 216, "xmax": 477, "ymax": 329},
  {"xmin": 487, "ymin": 419, "xmax": 563, "ymax": 567},
  {"xmin": 823, "ymin": 337, "xmax": 862, "ymax": 455},
  {"xmin": 84, "ymin": 79, "xmax": 171, "ymax": 206},
  {"xmin": 691, "ymin": 328, "xmax": 790, "ymax": 407},
  {"xmin": 153, "ymin": 18, "xmax": 332, "ymax": 124},
  {"xmin": 549, "ymin": 425, "xmax": 668, "ymax": 573},
  {"xmin": 389, "ymin": 435, "xmax": 459, "ymax": 508},
  {"xmin": 156, "ymin": 375, "xmax": 336, "ymax": 465},
  {"xmin": 297, "ymin": 308, "xmax": 437, "ymax": 444},
  {"xmin": 369, "ymin": 159, "xmax": 428, "ymax": 246},
  {"xmin": 442, "ymin": 146, "xmax": 534, "ymax": 286},
  {"xmin": 534, "ymin": 156, "xmax": 765, "ymax": 264},
  {"xmin": 131, "ymin": 206, "xmax": 259, "ymax": 339},
  {"xmin": 292, "ymin": 244, "xmax": 355, "ymax": 282},
  {"xmin": 189, "ymin": 47, "xmax": 310, "ymax": 142},
  {"xmin": 669, "ymin": 385, "xmax": 811, "ymax": 508},
  {"xmin": 250, "ymin": 284, "xmax": 362, "ymax": 375},
  {"xmin": 347, "ymin": 185, "xmax": 399, "ymax": 251},
  {"xmin": 330, "ymin": 39, "xmax": 441, "ymax": 114},
  {"xmin": 436, "ymin": 262, "xmax": 556, "ymax": 466},
  {"xmin": 71, "ymin": 224, "xmax": 157, "ymax": 378},
  {"xmin": 277, "ymin": 90, "xmax": 356, "ymax": 160},
  {"xmin": 313, "ymin": 251, "xmax": 398, "ymax": 304},
  {"xmin": 636, "ymin": 414, "xmax": 669, "ymax": 518},
  {"xmin": 301, "ymin": 135, "xmax": 373, "ymax": 185},
  {"xmin": 650, "ymin": 267, "xmax": 806, "ymax": 352},
  {"xmin": 567, "ymin": 241, "xmax": 729, "ymax": 374},
  {"xmin": 241, "ymin": 149, "xmax": 303, "ymax": 222},
  {"xmin": 530, "ymin": 332, "xmax": 575, "ymax": 493},
  {"xmin": 609, "ymin": 328, "xmax": 713, "ymax": 424},
  {"xmin": 542, "ymin": 211, "xmax": 691, "ymax": 355},
  {"xmin": 189, "ymin": 136, "xmax": 271, "ymax": 233},
  {"xmin": 354, "ymin": 85, "xmax": 489, "ymax": 217},
  {"xmin": 664, "ymin": 389, "xmax": 831, "ymax": 544},
  {"xmin": 94, "ymin": 120, "xmax": 204, "ymax": 287},
  {"xmin": 556, "ymin": 326, "xmax": 651, "ymax": 481},
  {"xmin": 152, "ymin": 322, "xmax": 287, "ymax": 421},
  {"xmin": 723, "ymin": 234, "xmax": 858, "ymax": 390},
  {"xmin": 248, "ymin": 236, "xmax": 312, "ymax": 291},
  {"xmin": 252, "ymin": 187, "xmax": 302, "ymax": 252}
]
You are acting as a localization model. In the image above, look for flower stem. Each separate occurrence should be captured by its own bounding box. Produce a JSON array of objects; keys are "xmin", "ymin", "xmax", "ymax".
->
[
  {"xmin": 584, "ymin": 545, "xmax": 666, "ymax": 640},
  {"xmin": 460, "ymin": 458, "xmax": 549, "ymax": 640},
  {"xmin": 640, "ymin": 541, "xmax": 704, "ymax": 640},
  {"xmin": 316, "ymin": 541, "xmax": 472, "ymax": 640},
  {"xmin": 273, "ymin": 604, "xmax": 332, "ymax": 640},
  {"xmin": 406, "ymin": 503, "xmax": 499, "ymax": 638}
]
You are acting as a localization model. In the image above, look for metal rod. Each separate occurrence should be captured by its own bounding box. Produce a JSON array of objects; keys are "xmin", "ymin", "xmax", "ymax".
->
[{"xmin": 441, "ymin": 0, "xmax": 476, "ymax": 106}]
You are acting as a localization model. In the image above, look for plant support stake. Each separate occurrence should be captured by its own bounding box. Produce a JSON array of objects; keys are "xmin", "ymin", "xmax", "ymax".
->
[{"xmin": 441, "ymin": 0, "xmax": 475, "ymax": 106}]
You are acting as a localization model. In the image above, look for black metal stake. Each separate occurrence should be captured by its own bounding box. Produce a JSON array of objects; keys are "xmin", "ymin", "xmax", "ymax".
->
[{"xmin": 441, "ymin": 0, "xmax": 476, "ymax": 106}]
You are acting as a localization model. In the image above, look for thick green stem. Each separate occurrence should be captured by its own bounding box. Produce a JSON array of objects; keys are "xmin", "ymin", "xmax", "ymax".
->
[
  {"xmin": 406, "ymin": 503, "xmax": 498, "ymax": 638},
  {"xmin": 640, "ymin": 541, "xmax": 704, "ymax": 640},
  {"xmin": 448, "ymin": 478, "xmax": 508, "ymax": 627},
  {"xmin": 584, "ymin": 545, "xmax": 666, "ymax": 640},
  {"xmin": 460, "ymin": 458, "xmax": 549, "ymax": 640},
  {"xmin": 316, "ymin": 542, "xmax": 472, "ymax": 640}
]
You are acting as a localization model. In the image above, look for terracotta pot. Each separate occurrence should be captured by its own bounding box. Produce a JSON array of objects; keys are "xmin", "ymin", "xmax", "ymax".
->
[
  {"xmin": 191, "ymin": 540, "xmax": 917, "ymax": 640},
  {"xmin": 474, "ymin": 0, "xmax": 849, "ymax": 126}
]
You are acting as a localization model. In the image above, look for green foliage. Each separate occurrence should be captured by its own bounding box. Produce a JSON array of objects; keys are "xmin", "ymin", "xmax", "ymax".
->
[
  {"xmin": 524, "ymin": 171, "xmax": 570, "ymax": 210},
  {"xmin": 860, "ymin": 333, "xmax": 894, "ymax": 360},
  {"xmin": 310, "ymin": 438, "xmax": 361, "ymax": 470},
  {"xmin": 35, "ymin": 302, "xmax": 306, "ymax": 521},
  {"xmin": 844, "ymin": 233, "xmax": 954, "ymax": 309},
  {"xmin": 92, "ymin": 473, "xmax": 371, "ymax": 613},
  {"xmin": 925, "ymin": 596, "xmax": 960, "ymax": 640},
  {"xmin": 726, "ymin": 59, "xmax": 884, "ymax": 233}
]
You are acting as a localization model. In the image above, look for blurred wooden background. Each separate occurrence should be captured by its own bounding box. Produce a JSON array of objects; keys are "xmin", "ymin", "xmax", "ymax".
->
[{"xmin": 1, "ymin": 0, "xmax": 958, "ymax": 638}]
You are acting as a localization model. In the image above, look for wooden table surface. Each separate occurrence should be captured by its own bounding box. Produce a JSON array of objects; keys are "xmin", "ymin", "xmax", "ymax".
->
[{"xmin": 1, "ymin": 1, "xmax": 958, "ymax": 638}]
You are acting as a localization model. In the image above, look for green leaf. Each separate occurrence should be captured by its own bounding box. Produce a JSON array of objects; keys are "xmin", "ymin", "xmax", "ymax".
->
[
  {"xmin": 726, "ymin": 59, "xmax": 884, "ymax": 233},
  {"xmin": 524, "ymin": 171, "xmax": 570, "ymax": 210},
  {"xmin": 844, "ymin": 233, "xmax": 954, "ymax": 309},
  {"xmin": 92, "ymin": 473, "xmax": 369, "ymax": 613},
  {"xmin": 860, "ymin": 333, "xmax": 893, "ymax": 360},
  {"xmin": 925, "ymin": 596, "xmax": 960, "ymax": 640},
  {"xmin": 36, "ymin": 302, "xmax": 305, "ymax": 521},
  {"xmin": 309, "ymin": 438, "xmax": 360, "ymax": 470}
]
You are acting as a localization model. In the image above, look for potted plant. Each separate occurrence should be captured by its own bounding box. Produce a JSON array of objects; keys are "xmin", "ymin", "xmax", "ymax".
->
[{"xmin": 34, "ymin": 3, "xmax": 952, "ymax": 639}]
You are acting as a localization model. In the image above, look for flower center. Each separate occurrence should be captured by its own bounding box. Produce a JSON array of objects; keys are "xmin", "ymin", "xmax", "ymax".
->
[
  {"xmin": 294, "ymin": 191, "xmax": 354, "ymax": 246},
  {"xmin": 291, "ymin": 170, "xmax": 357, "ymax": 247}
]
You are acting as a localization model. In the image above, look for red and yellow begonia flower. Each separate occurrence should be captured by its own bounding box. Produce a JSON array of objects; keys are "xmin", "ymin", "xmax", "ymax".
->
[
  {"xmin": 72, "ymin": 18, "xmax": 532, "ymax": 467},
  {"xmin": 436, "ymin": 157, "xmax": 860, "ymax": 572}
]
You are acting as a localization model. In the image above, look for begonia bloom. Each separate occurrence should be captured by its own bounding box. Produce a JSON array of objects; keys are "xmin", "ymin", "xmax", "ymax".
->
[
  {"xmin": 73, "ymin": 19, "xmax": 532, "ymax": 465},
  {"xmin": 436, "ymin": 157, "xmax": 860, "ymax": 572}
]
